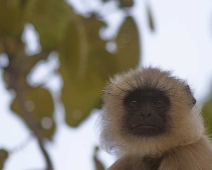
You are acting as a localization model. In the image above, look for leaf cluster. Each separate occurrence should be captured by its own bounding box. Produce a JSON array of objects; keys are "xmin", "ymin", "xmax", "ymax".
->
[{"xmin": 0, "ymin": 0, "xmax": 156, "ymax": 169}]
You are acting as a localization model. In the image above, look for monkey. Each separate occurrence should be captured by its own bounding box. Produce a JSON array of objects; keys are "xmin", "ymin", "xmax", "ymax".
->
[{"xmin": 99, "ymin": 67, "xmax": 212, "ymax": 170}]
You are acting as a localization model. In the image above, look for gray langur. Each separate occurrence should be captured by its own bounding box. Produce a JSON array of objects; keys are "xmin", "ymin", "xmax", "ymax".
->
[{"xmin": 99, "ymin": 67, "xmax": 212, "ymax": 170}]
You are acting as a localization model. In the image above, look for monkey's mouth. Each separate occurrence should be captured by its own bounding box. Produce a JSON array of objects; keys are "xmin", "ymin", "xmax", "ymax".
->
[
  {"xmin": 131, "ymin": 124, "xmax": 162, "ymax": 129},
  {"xmin": 129, "ymin": 124, "xmax": 164, "ymax": 136},
  {"xmin": 138, "ymin": 125, "xmax": 159, "ymax": 129}
]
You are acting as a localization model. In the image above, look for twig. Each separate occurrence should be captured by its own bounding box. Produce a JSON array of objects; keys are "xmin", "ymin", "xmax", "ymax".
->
[
  {"xmin": 2, "ymin": 38, "xmax": 54, "ymax": 170},
  {"xmin": 13, "ymin": 83, "xmax": 54, "ymax": 170}
]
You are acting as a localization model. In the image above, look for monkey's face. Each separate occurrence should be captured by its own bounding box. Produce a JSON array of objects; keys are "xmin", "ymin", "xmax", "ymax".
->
[
  {"xmin": 123, "ymin": 88, "xmax": 170, "ymax": 137},
  {"xmin": 101, "ymin": 68, "xmax": 204, "ymax": 155}
]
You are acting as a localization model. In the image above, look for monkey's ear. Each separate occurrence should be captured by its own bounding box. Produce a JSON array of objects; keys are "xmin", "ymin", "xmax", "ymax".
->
[{"xmin": 185, "ymin": 85, "xmax": 196, "ymax": 106}]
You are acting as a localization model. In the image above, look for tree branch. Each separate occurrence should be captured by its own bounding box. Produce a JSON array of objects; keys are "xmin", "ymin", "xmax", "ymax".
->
[
  {"xmin": 2, "ymin": 38, "xmax": 54, "ymax": 170},
  {"xmin": 13, "ymin": 84, "xmax": 54, "ymax": 170}
]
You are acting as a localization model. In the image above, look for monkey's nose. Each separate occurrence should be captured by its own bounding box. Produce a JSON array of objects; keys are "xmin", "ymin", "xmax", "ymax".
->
[{"xmin": 140, "ymin": 112, "xmax": 152, "ymax": 118}]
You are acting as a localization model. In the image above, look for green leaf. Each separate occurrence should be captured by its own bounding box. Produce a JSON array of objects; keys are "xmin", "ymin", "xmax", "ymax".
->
[
  {"xmin": 11, "ymin": 87, "xmax": 55, "ymax": 139},
  {"xmin": 0, "ymin": 149, "xmax": 9, "ymax": 169},
  {"xmin": 119, "ymin": 0, "xmax": 134, "ymax": 8},
  {"xmin": 202, "ymin": 95, "xmax": 212, "ymax": 135},
  {"xmin": 115, "ymin": 16, "xmax": 140, "ymax": 71},
  {"xmin": 25, "ymin": 0, "xmax": 71, "ymax": 51},
  {"xmin": 0, "ymin": 42, "xmax": 2, "ymax": 54},
  {"xmin": 146, "ymin": 4, "xmax": 155, "ymax": 32},
  {"xmin": 59, "ymin": 15, "xmax": 139, "ymax": 127},
  {"xmin": 59, "ymin": 15, "xmax": 109, "ymax": 127},
  {"xmin": 0, "ymin": 0, "xmax": 21, "ymax": 37}
]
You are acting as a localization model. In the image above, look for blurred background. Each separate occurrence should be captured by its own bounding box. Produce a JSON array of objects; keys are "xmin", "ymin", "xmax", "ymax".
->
[{"xmin": 0, "ymin": 0, "xmax": 212, "ymax": 169}]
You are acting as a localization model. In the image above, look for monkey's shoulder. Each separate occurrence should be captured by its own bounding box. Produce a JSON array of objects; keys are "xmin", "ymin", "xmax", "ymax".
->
[{"xmin": 159, "ymin": 137, "xmax": 212, "ymax": 170}]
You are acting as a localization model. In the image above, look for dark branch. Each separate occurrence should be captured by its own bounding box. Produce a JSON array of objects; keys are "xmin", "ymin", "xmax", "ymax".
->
[{"xmin": 2, "ymin": 38, "xmax": 54, "ymax": 170}]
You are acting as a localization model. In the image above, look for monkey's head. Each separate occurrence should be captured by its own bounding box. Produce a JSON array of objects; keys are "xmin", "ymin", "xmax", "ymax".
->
[{"xmin": 100, "ymin": 67, "xmax": 204, "ymax": 156}]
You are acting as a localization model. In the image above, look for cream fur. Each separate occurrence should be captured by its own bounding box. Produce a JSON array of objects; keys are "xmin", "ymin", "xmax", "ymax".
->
[{"xmin": 99, "ymin": 67, "xmax": 212, "ymax": 169}]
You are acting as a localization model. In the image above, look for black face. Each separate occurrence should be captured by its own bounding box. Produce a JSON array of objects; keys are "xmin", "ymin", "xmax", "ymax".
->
[{"xmin": 123, "ymin": 88, "xmax": 170, "ymax": 137}]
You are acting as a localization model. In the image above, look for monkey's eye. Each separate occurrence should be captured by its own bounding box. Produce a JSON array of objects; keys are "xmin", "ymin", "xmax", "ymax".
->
[
  {"xmin": 154, "ymin": 100, "xmax": 166, "ymax": 109},
  {"xmin": 128, "ymin": 100, "xmax": 139, "ymax": 108}
]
